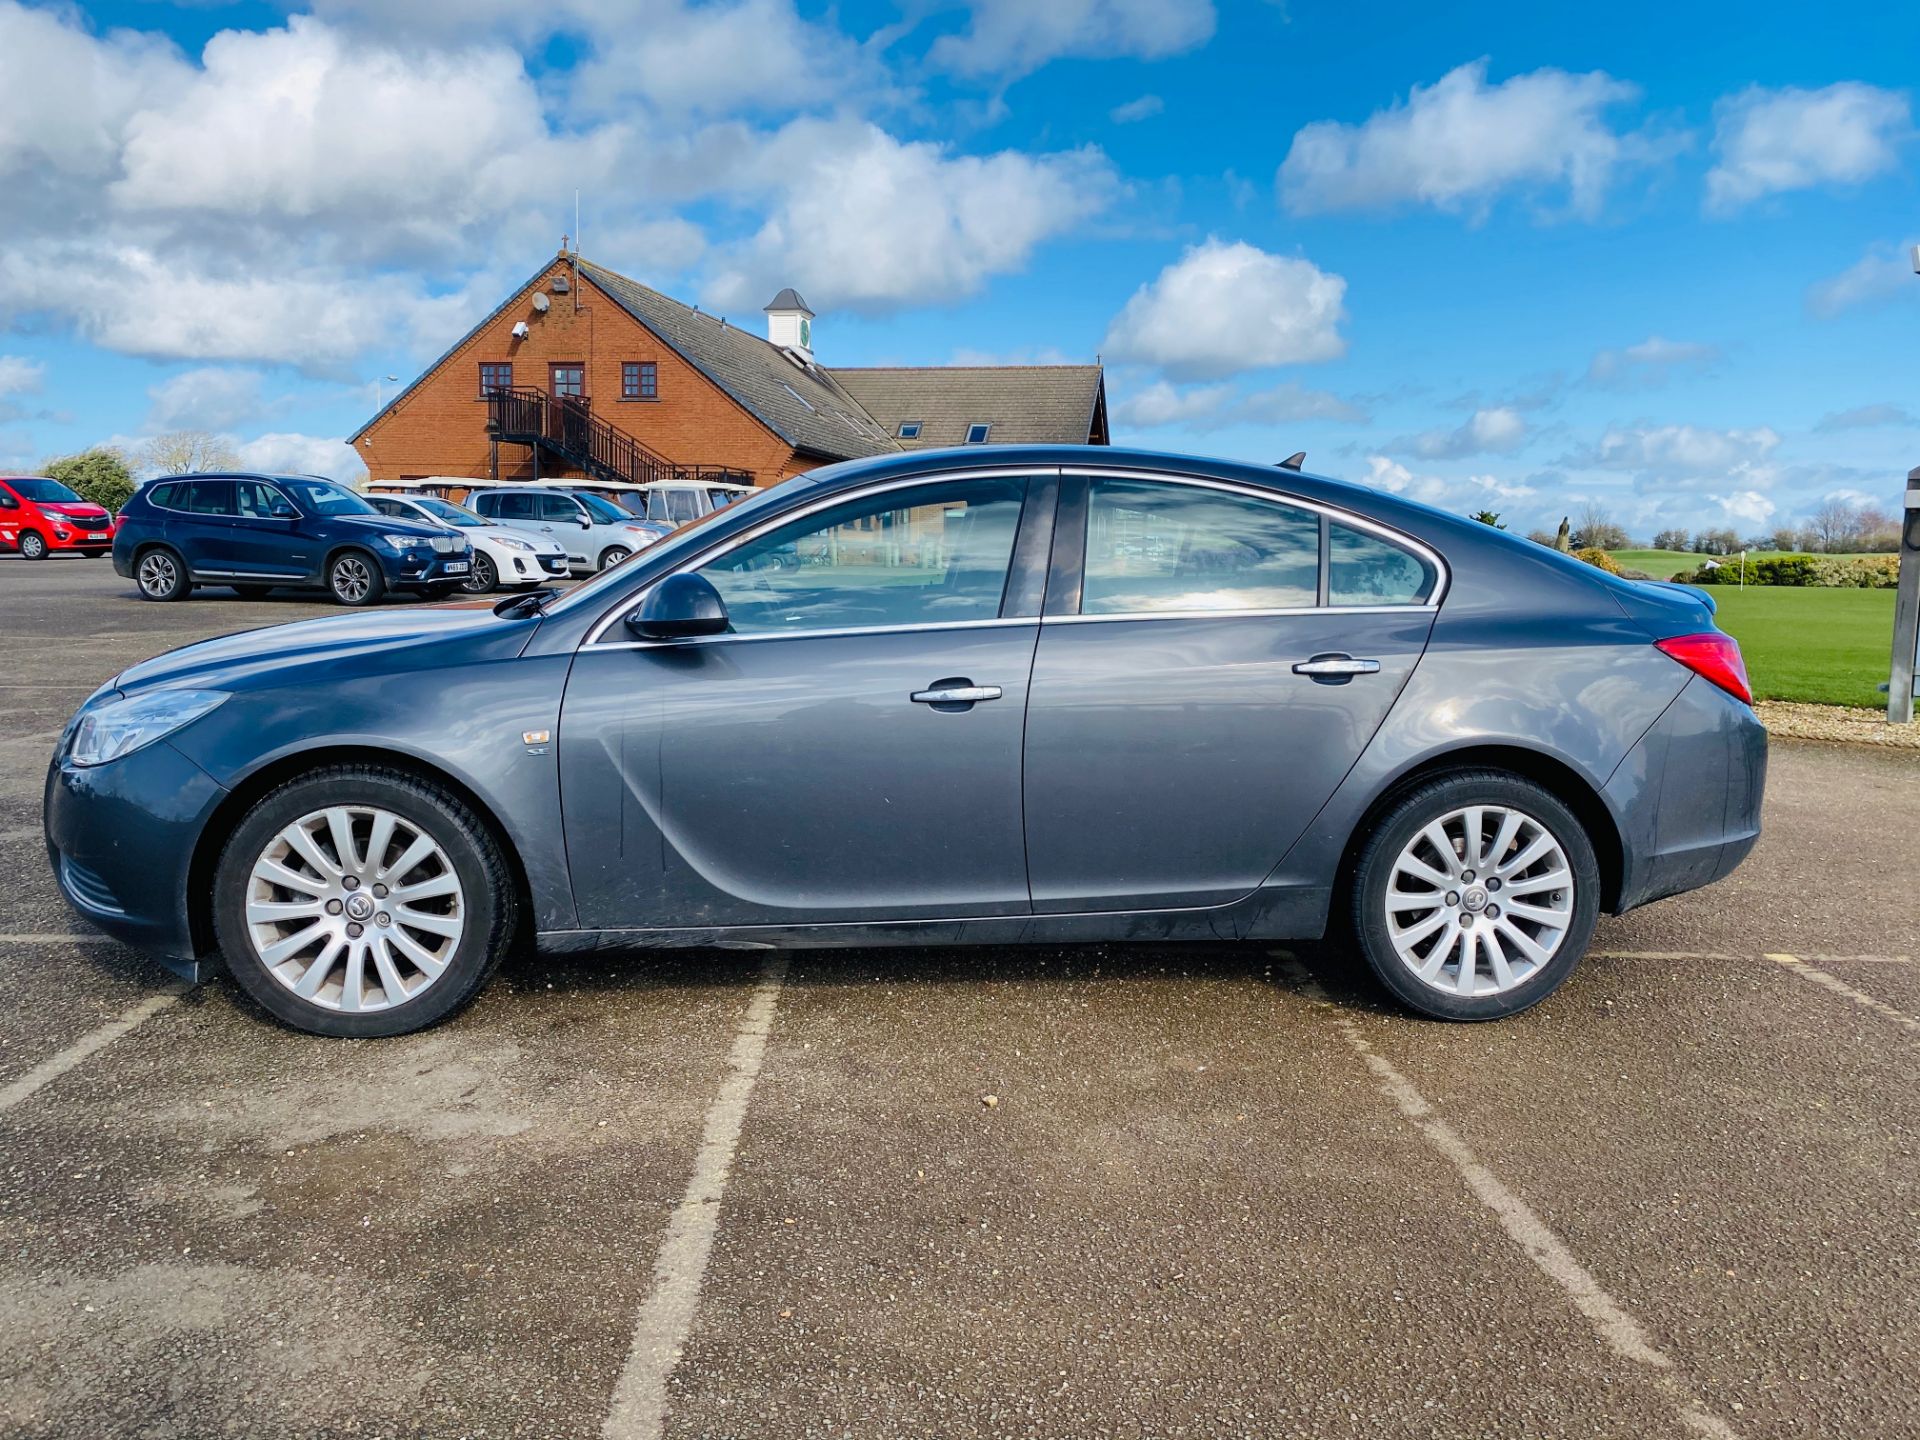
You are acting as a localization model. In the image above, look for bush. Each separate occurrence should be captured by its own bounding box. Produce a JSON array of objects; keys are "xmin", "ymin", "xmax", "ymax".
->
[
  {"xmin": 1573, "ymin": 547, "xmax": 1622, "ymax": 575},
  {"xmin": 1617, "ymin": 567, "xmax": 1654, "ymax": 581},
  {"xmin": 41, "ymin": 447, "xmax": 136, "ymax": 513},
  {"xmin": 1683, "ymin": 553, "xmax": 1900, "ymax": 588}
]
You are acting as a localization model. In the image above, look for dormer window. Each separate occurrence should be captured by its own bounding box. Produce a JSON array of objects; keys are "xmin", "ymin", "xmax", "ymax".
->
[
  {"xmin": 965, "ymin": 423, "xmax": 991, "ymax": 444},
  {"xmin": 898, "ymin": 421, "xmax": 922, "ymax": 439}
]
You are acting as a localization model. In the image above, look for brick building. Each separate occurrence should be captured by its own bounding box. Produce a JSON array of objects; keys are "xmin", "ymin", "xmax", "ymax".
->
[{"xmin": 351, "ymin": 249, "xmax": 1108, "ymax": 489}]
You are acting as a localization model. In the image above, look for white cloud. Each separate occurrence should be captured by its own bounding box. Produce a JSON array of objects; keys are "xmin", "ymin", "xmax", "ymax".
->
[
  {"xmin": 705, "ymin": 120, "xmax": 1117, "ymax": 312},
  {"xmin": 1103, "ymin": 239, "xmax": 1346, "ymax": 381},
  {"xmin": 1394, "ymin": 406, "xmax": 1529, "ymax": 460},
  {"xmin": 1708, "ymin": 488, "xmax": 1775, "ymax": 528},
  {"xmin": 236, "ymin": 431, "xmax": 363, "ymax": 481},
  {"xmin": 1581, "ymin": 422, "xmax": 1781, "ymax": 475},
  {"xmin": 1110, "ymin": 94, "xmax": 1165, "ymax": 124},
  {"xmin": 1587, "ymin": 336, "xmax": 1720, "ymax": 388},
  {"xmin": 930, "ymin": 0, "xmax": 1215, "ymax": 79},
  {"xmin": 0, "ymin": 1, "xmax": 187, "ymax": 180},
  {"xmin": 0, "ymin": 354, "xmax": 43, "ymax": 396},
  {"xmin": 1279, "ymin": 59, "xmax": 1666, "ymax": 219},
  {"xmin": 146, "ymin": 368, "xmax": 269, "ymax": 432},
  {"xmin": 1816, "ymin": 402, "xmax": 1916, "ymax": 432},
  {"xmin": 1115, "ymin": 378, "xmax": 1367, "ymax": 432},
  {"xmin": 1363, "ymin": 455, "xmax": 1537, "ymax": 509},
  {"xmin": 1806, "ymin": 240, "xmax": 1919, "ymax": 317},
  {"xmin": 1705, "ymin": 82, "xmax": 1911, "ymax": 213},
  {"xmin": 1114, "ymin": 380, "xmax": 1235, "ymax": 427}
]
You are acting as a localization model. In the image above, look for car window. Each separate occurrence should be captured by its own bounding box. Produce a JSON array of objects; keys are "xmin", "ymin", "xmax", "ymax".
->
[
  {"xmin": 10, "ymin": 477, "xmax": 83, "ymax": 504},
  {"xmin": 538, "ymin": 493, "xmax": 583, "ymax": 523},
  {"xmin": 369, "ymin": 497, "xmax": 404, "ymax": 516},
  {"xmin": 1081, "ymin": 479, "xmax": 1320, "ymax": 615},
  {"xmin": 695, "ymin": 477, "xmax": 1027, "ymax": 637},
  {"xmin": 490, "ymin": 492, "xmax": 535, "ymax": 521},
  {"xmin": 415, "ymin": 496, "xmax": 486, "ymax": 528},
  {"xmin": 666, "ymin": 490, "xmax": 699, "ymax": 524},
  {"xmin": 575, "ymin": 492, "xmax": 626, "ymax": 524},
  {"xmin": 183, "ymin": 480, "xmax": 237, "ymax": 517},
  {"xmin": 1328, "ymin": 522, "xmax": 1435, "ymax": 606},
  {"xmin": 233, "ymin": 480, "xmax": 294, "ymax": 519},
  {"xmin": 281, "ymin": 478, "xmax": 376, "ymax": 515}
]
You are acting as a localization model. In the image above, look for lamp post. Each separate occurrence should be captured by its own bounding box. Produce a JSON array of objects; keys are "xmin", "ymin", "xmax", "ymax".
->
[
  {"xmin": 374, "ymin": 373, "xmax": 400, "ymax": 408},
  {"xmin": 1888, "ymin": 467, "xmax": 1920, "ymax": 725}
]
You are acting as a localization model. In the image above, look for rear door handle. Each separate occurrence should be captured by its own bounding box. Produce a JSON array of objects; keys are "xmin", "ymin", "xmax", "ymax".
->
[
  {"xmin": 1292, "ymin": 654, "xmax": 1381, "ymax": 680},
  {"xmin": 911, "ymin": 684, "xmax": 1003, "ymax": 706}
]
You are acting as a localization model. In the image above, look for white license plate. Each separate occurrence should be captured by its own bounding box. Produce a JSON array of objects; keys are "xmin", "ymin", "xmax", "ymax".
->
[
  {"xmin": 443, "ymin": 561, "xmax": 470, "ymax": 574},
  {"xmin": 86, "ymin": 532, "xmax": 106, "ymax": 540}
]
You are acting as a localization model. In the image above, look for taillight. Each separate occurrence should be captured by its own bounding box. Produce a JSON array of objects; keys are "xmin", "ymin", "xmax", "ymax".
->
[{"xmin": 1654, "ymin": 632, "xmax": 1752, "ymax": 704}]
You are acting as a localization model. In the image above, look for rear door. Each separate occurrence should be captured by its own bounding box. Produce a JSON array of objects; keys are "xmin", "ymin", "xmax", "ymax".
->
[
  {"xmin": 1021, "ymin": 472, "xmax": 1441, "ymax": 912},
  {"xmin": 175, "ymin": 479, "xmax": 239, "ymax": 575}
]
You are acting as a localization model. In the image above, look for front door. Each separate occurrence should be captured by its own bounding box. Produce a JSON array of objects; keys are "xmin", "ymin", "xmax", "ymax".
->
[
  {"xmin": 560, "ymin": 474, "xmax": 1045, "ymax": 930},
  {"xmin": 1022, "ymin": 474, "xmax": 1440, "ymax": 912},
  {"xmin": 226, "ymin": 478, "xmax": 311, "ymax": 580}
]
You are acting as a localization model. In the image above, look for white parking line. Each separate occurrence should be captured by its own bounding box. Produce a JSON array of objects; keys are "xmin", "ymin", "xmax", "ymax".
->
[
  {"xmin": 1591, "ymin": 949, "xmax": 1912, "ymax": 965},
  {"xmin": 0, "ymin": 933, "xmax": 109, "ymax": 945},
  {"xmin": 0, "ymin": 988, "xmax": 185, "ymax": 1115},
  {"xmin": 1274, "ymin": 957, "xmax": 1740, "ymax": 1440},
  {"xmin": 601, "ymin": 954, "xmax": 790, "ymax": 1440},
  {"xmin": 1765, "ymin": 953, "xmax": 1920, "ymax": 1036}
]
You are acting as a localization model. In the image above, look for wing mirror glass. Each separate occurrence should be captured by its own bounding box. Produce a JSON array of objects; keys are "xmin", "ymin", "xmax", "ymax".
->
[{"xmin": 627, "ymin": 572, "xmax": 730, "ymax": 641}]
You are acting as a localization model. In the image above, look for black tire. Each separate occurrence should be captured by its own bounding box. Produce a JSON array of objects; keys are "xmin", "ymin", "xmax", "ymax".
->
[
  {"xmin": 328, "ymin": 550, "xmax": 386, "ymax": 606},
  {"xmin": 1349, "ymin": 770, "xmax": 1600, "ymax": 1021},
  {"xmin": 17, "ymin": 530, "xmax": 47, "ymax": 561},
  {"xmin": 597, "ymin": 545, "xmax": 631, "ymax": 572},
  {"xmin": 80, "ymin": 549, "xmax": 109, "ymax": 559},
  {"xmin": 232, "ymin": 584, "xmax": 273, "ymax": 599},
  {"xmin": 461, "ymin": 554, "xmax": 498, "ymax": 593},
  {"xmin": 134, "ymin": 546, "xmax": 193, "ymax": 601},
  {"xmin": 212, "ymin": 765, "xmax": 516, "ymax": 1038}
]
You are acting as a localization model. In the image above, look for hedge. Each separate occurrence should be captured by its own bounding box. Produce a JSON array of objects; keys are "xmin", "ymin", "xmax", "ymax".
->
[{"xmin": 1678, "ymin": 553, "xmax": 1900, "ymax": 588}]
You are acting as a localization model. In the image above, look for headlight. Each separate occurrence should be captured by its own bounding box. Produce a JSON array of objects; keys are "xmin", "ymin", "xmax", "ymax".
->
[
  {"xmin": 69, "ymin": 689, "xmax": 228, "ymax": 768},
  {"xmin": 379, "ymin": 533, "xmax": 425, "ymax": 550},
  {"xmin": 497, "ymin": 536, "xmax": 535, "ymax": 552}
]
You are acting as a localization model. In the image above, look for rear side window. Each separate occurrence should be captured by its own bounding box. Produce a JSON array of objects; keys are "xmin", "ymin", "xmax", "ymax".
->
[
  {"xmin": 491, "ymin": 492, "xmax": 535, "ymax": 521},
  {"xmin": 1081, "ymin": 479, "xmax": 1319, "ymax": 615},
  {"xmin": 183, "ymin": 480, "xmax": 236, "ymax": 517},
  {"xmin": 1328, "ymin": 522, "xmax": 1435, "ymax": 606}
]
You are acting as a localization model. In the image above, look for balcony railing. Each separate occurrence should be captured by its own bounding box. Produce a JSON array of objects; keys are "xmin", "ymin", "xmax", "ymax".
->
[{"xmin": 484, "ymin": 387, "xmax": 754, "ymax": 488}]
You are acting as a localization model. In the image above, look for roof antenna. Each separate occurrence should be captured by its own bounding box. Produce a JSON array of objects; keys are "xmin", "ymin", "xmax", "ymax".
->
[{"xmin": 1276, "ymin": 451, "xmax": 1307, "ymax": 471}]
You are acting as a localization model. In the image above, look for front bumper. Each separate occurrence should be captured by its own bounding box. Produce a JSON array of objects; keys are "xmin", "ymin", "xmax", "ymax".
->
[
  {"xmin": 387, "ymin": 548, "xmax": 477, "ymax": 590},
  {"xmin": 1606, "ymin": 674, "xmax": 1768, "ymax": 912},
  {"xmin": 32, "ymin": 519, "xmax": 117, "ymax": 552},
  {"xmin": 43, "ymin": 741, "xmax": 228, "ymax": 978}
]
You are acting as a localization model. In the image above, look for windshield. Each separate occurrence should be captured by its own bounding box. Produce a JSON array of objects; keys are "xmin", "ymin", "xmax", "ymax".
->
[
  {"xmin": 574, "ymin": 492, "xmax": 628, "ymax": 524},
  {"xmin": 546, "ymin": 479, "xmax": 794, "ymax": 616},
  {"xmin": 283, "ymin": 477, "xmax": 376, "ymax": 516},
  {"xmin": 12, "ymin": 478, "xmax": 83, "ymax": 504},
  {"xmin": 414, "ymin": 495, "xmax": 487, "ymax": 528}
]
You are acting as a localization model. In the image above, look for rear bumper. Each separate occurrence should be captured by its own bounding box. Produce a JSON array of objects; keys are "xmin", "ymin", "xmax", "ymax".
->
[
  {"xmin": 43, "ymin": 741, "xmax": 227, "ymax": 978},
  {"xmin": 1606, "ymin": 675, "xmax": 1768, "ymax": 913}
]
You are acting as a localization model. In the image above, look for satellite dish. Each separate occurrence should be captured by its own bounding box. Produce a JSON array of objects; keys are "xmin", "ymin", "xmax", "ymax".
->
[
  {"xmin": 511, "ymin": 321, "xmax": 530, "ymax": 339},
  {"xmin": 531, "ymin": 293, "xmax": 551, "ymax": 313},
  {"xmin": 1276, "ymin": 451, "xmax": 1307, "ymax": 471}
]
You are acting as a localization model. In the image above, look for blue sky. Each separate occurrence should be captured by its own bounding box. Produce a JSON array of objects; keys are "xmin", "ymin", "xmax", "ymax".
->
[{"xmin": 1, "ymin": 0, "xmax": 1916, "ymax": 540}]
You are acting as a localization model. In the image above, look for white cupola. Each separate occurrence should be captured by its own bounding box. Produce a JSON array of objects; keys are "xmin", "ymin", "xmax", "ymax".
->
[{"xmin": 763, "ymin": 287, "xmax": 815, "ymax": 358}]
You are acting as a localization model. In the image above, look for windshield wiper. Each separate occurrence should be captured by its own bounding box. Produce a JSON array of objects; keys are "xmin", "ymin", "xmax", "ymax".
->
[{"xmin": 493, "ymin": 587, "xmax": 557, "ymax": 619}]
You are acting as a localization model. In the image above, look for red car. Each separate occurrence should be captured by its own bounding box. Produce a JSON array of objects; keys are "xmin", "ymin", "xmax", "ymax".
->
[{"xmin": 0, "ymin": 477, "xmax": 118, "ymax": 560}]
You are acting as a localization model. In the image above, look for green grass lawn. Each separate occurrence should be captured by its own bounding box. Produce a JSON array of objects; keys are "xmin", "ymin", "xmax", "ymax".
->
[{"xmin": 1702, "ymin": 586, "xmax": 1897, "ymax": 707}]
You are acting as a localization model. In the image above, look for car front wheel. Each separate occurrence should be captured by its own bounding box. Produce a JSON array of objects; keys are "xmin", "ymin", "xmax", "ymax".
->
[
  {"xmin": 597, "ymin": 545, "xmax": 631, "ymax": 571},
  {"xmin": 461, "ymin": 554, "xmax": 498, "ymax": 593},
  {"xmin": 212, "ymin": 766, "xmax": 516, "ymax": 1037},
  {"xmin": 18, "ymin": 530, "xmax": 47, "ymax": 561},
  {"xmin": 1349, "ymin": 770, "xmax": 1599, "ymax": 1021},
  {"xmin": 328, "ymin": 551, "xmax": 385, "ymax": 606},
  {"xmin": 135, "ymin": 547, "xmax": 193, "ymax": 601}
]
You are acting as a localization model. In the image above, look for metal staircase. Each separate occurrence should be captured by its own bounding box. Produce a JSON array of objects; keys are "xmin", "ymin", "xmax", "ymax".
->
[{"xmin": 485, "ymin": 387, "xmax": 753, "ymax": 487}]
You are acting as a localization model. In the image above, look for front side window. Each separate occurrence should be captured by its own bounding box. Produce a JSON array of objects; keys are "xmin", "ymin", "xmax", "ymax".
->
[
  {"xmin": 574, "ymin": 492, "xmax": 627, "ymax": 525},
  {"xmin": 696, "ymin": 477, "xmax": 1027, "ymax": 637},
  {"xmin": 1329, "ymin": 522, "xmax": 1435, "ymax": 606},
  {"xmin": 622, "ymin": 362, "xmax": 658, "ymax": 400},
  {"xmin": 538, "ymin": 493, "xmax": 584, "ymax": 523},
  {"xmin": 1080, "ymin": 479, "xmax": 1319, "ymax": 615},
  {"xmin": 233, "ymin": 480, "xmax": 294, "ymax": 519},
  {"xmin": 479, "ymin": 362, "xmax": 512, "ymax": 395}
]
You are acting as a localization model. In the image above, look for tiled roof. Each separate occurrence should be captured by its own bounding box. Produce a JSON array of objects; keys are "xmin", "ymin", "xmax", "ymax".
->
[{"xmin": 827, "ymin": 366, "xmax": 1106, "ymax": 449}]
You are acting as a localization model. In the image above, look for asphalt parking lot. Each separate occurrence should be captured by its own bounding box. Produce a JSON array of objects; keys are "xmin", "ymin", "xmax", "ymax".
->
[{"xmin": 2, "ymin": 555, "xmax": 1917, "ymax": 1440}]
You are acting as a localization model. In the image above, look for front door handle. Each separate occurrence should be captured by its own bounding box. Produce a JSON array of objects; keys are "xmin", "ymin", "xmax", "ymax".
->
[
  {"xmin": 911, "ymin": 680, "xmax": 1003, "ymax": 710},
  {"xmin": 1293, "ymin": 654, "xmax": 1381, "ymax": 681}
]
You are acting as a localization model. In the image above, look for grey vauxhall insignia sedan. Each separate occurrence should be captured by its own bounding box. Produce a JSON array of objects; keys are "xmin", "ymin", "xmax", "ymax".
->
[{"xmin": 46, "ymin": 447, "xmax": 1765, "ymax": 1037}]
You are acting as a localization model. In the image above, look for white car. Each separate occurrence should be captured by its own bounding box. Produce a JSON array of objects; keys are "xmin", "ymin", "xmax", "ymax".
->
[
  {"xmin": 366, "ymin": 493, "xmax": 570, "ymax": 592},
  {"xmin": 469, "ymin": 485, "xmax": 665, "ymax": 574},
  {"xmin": 639, "ymin": 479, "xmax": 756, "ymax": 527}
]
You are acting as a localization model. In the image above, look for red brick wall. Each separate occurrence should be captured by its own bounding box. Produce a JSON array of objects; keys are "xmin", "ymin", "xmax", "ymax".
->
[{"xmin": 353, "ymin": 262, "xmax": 804, "ymax": 487}]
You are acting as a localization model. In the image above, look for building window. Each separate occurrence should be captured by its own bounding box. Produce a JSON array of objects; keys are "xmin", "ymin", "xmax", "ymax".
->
[
  {"xmin": 897, "ymin": 421, "xmax": 922, "ymax": 439},
  {"xmin": 550, "ymin": 363, "xmax": 585, "ymax": 398},
  {"xmin": 479, "ymin": 362, "xmax": 512, "ymax": 395},
  {"xmin": 964, "ymin": 422, "xmax": 992, "ymax": 444},
  {"xmin": 622, "ymin": 361, "xmax": 658, "ymax": 400}
]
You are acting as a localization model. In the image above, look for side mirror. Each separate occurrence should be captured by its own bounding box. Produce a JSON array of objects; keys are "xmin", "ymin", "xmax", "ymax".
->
[
  {"xmin": 271, "ymin": 504, "xmax": 298, "ymax": 520},
  {"xmin": 627, "ymin": 572, "xmax": 729, "ymax": 641}
]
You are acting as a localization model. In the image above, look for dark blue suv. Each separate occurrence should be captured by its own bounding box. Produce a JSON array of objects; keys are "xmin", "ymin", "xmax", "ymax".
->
[{"xmin": 112, "ymin": 473, "xmax": 475, "ymax": 606}]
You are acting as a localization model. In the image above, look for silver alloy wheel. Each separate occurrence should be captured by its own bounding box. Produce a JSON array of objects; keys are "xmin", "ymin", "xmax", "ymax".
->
[
  {"xmin": 137, "ymin": 551, "xmax": 178, "ymax": 596},
  {"xmin": 244, "ymin": 804, "xmax": 465, "ymax": 1013},
  {"xmin": 461, "ymin": 554, "xmax": 496, "ymax": 593},
  {"xmin": 20, "ymin": 531, "xmax": 46, "ymax": 559},
  {"xmin": 331, "ymin": 555, "xmax": 373, "ymax": 603},
  {"xmin": 1384, "ymin": 804, "xmax": 1574, "ymax": 997},
  {"xmin": 598, "ymin": 545, "xmax": 630, "ymax": 571}
]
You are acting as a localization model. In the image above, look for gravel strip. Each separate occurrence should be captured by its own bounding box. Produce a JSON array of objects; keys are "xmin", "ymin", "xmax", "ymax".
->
[{"xmin": 1754, "ymin": 700, "xmax": 1920, "ymax": 749}]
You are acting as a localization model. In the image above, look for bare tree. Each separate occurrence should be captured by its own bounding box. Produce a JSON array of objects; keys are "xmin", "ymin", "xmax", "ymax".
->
[
  {"xmin": 1651, "ymin": 528, "xmax": 1690, "ymax": 552},
  {"xmin": 1572, "ymin": 501, "xmax": 1629, "ymax": 551},
  {"xmin": 140, "ymin": 430, "xmax": 241, "ymax": 477}
]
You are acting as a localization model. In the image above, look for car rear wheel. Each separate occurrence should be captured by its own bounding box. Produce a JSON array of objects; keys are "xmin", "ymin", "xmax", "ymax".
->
[
  {"xmin": 212, "ymin": 766, "xmax": 516, "ymax": 1037},
  {"xmin": 135, "ymin": 547, "xmax": 193, "ymax": 601},
  {"xmin": 461, "ymin": 554, "xmax": 498, "ymax": 593},
  {"xmin": 328, "ymin": 551, "xmax": 384, "ymax": 606},
  {"xmin": 17, "ymin": 530, "xmax": 47, "ymax": 561},
  {"xmin": 597, "ymin": 545, "xmax": 631, "ymax": 571},
  {"xmin": 1350, "ymin": 771, "xmax": 1599, "ymax": 1021}
]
